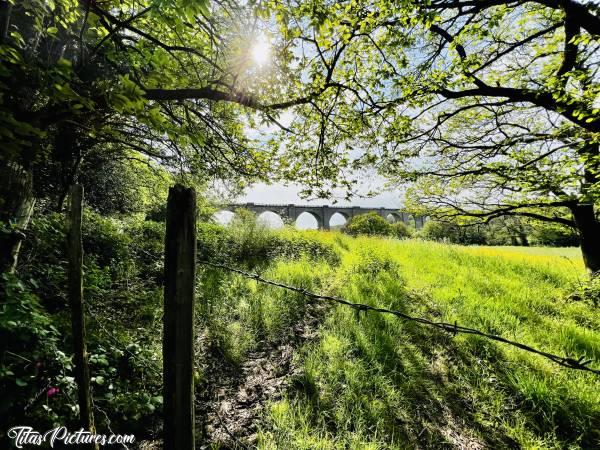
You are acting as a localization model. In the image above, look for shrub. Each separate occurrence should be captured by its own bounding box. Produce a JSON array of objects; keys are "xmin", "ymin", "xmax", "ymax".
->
[
  {"xmin": 126, "ymin": 219, "xmax": 165, "ymax": 282},
  {"xmin": 21, "ymin": 210, "xmax": 159, "ymax": 310},
  {"xmin": 197, "ymin": 210, "xmax": 273, "ymax": 267},
  {"xmin": 391, "ymin": 221, "xmax": 412, "ymax": 239},
  {"xmin": 19, "ymin": 213, "xmax": 69, "ymax": 309},
  {"xmin": 228, "ymin": 209, "xmax": 275, "ymax": 264},
  {"xmin": 10, "ymin": 211, "xmax": 171, "ymax": 443},
  {"xmin": 348, "ymin": 248, "xmax": 401, "ymax": 278},
  {"xmin": 584, "ymin": 275, "xmax": 600, "ymax": 307},
  {"xmin": 419, "ymin": 221, "xmax": 448, "ymax": 241},
  {"xmin": 82, "ymin": 210, "xmax": 132, "ymax": 267},
  {"xmin": 344, "ymin": 212, "xmax": 393, "ymax": 237},
  {"xmin": 569, "ymin": 275, "xmax": 600, "ymax": 308}
]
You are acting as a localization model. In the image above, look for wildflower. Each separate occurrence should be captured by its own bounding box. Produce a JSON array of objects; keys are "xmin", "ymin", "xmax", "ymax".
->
[{"xmin": 47, "ymin": 387, "xmax": 60, "ymax": 398}]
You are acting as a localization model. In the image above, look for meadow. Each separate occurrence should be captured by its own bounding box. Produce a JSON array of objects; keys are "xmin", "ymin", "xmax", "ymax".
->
[
  {"xmin": 201, "ymin": 229, "xmax": 599, "ymax": 449},
  {"xmin": 5, "ymin": 212, "xmax": 599, "ymax": 449}
]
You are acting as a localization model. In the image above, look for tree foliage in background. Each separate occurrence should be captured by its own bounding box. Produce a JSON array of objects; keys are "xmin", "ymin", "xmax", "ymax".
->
[
  {"xmin": 418, "ymin": 216, "xmax": 580, "ymax": 247},
  {"xmin": 419, "ymin": 220, "xmax": 488, "ymax": 246},
  {"xmin": 529, "ymin": 221, "xmax": 581, "ymax": 247}
]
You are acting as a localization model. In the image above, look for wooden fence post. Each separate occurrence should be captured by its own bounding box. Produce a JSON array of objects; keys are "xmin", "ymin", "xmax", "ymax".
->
[
  {"xmin": 67, "ymin": 184, "xmax": 98, "ymax": 450},
  {"xmin": 163, "ymin": 184, "xmax": 197, "ymax": 450}
]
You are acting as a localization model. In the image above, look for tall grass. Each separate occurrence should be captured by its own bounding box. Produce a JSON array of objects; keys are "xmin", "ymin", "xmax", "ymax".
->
[
  {"xmin": 195, "ymin": 224, "xmax": 598, "ymax": 447},
  {"xmin": 236, "ymin": 234, "xmax": 600, "ymax": 449}
]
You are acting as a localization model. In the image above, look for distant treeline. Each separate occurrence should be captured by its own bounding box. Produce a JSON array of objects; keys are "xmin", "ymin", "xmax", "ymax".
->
[{"xmin": 340, "ymin": 212, "xmax": 579, "ymax": 247}]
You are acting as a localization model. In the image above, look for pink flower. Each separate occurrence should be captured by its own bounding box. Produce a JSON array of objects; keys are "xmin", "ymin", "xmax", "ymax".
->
[{"xmin": 47, "ymin": 387, "xmax": 60, "ymax": 398}]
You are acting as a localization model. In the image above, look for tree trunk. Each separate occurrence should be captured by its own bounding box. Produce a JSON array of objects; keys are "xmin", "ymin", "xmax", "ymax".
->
[
  {"xmin": 0, "ymin": 0, "xmax": 12, "ymax": 43},
  {"xmin": 572, "ymin": 204, "xmax": 600, "ymax": 275},
  {"xmin": 519, "ymin": 232, "xmax": 529, "ymax": 247},
  {"xmin": 0, "ymin": 163, "xmax": 35, "ymax": 274},
  {"xmin": 573, "ymin": 143, "xmax": 600, "ymax": 275}
]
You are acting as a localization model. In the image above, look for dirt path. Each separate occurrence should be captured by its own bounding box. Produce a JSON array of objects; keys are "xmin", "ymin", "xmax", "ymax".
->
[{"xmin": 197, "ymin": 302, "xmax": 327, "ymax": 449}]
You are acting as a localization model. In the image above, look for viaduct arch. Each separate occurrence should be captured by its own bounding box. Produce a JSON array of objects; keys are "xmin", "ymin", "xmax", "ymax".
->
[{"xmin": 221, "ymin": 203, "xmax": 426, "ymax": 230}]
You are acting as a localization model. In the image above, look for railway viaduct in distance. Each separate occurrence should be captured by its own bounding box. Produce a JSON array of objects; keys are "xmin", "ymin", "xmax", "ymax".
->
[{"xmin": 223, "ymin": 203, "xmax": 426, "ymax": 230}]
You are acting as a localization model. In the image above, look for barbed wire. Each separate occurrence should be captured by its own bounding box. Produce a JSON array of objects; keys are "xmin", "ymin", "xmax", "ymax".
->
[
  {"xmin": 198, "ymin": 260, "xmax": 600, "ymax": 376},
  {"xmin": 93, "ymin": 403, "xmax": 131, "ymax": 450},
  {"xmin": 23, "ymin": 381, "xmax": 52, "ymax": 412}
]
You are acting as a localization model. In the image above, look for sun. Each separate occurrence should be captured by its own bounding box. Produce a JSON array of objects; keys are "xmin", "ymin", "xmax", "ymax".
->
[{"xmin": 250, "ymin": 36, "xmax": 271, "ymax": 66}]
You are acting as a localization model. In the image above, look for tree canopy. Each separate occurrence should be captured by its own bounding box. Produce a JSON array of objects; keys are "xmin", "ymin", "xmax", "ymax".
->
[
  {"xmin": 264, "ymin": 0, "xmax": 600, "ymax": 271},
  {"xmin": 1, "ymin": 0, "xmax": 289, "ymax": 200}
]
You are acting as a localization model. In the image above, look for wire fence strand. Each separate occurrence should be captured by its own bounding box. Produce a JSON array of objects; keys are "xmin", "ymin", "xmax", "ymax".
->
[{"xmin": 199, "ymin": 259, "xmax": 600, "ymax": 376}]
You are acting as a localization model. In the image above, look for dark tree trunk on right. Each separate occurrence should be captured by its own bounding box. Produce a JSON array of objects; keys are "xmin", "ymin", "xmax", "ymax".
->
[{"xmin": 571, "ymin": 204, "xmax": 600, "ymax": 275}]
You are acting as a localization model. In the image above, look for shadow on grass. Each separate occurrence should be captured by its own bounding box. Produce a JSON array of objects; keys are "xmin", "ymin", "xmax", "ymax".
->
[{"xmin": 281, "ymin": 270, "xmax": 598, "ymax": 449}]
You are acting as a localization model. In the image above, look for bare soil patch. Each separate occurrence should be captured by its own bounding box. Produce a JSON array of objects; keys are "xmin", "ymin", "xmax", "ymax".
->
[{"xmin": 196, "ymin": 302, "xmax": 327, "ymax": 449}]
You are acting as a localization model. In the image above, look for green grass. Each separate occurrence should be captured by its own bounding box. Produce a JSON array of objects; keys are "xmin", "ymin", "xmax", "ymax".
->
[
  {"xmin": 209, "ymin": 233, "xmax": 600, "ymax": 449},
  {"xmin": 476, "ymin": 245, "xmax": 583, "ymax": 259}
]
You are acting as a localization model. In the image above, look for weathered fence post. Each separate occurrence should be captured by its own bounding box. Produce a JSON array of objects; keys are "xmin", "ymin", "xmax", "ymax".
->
[
  {"xmin": 163, "ymin": 184, "xmax": 197, "ymax": 450},
  {"xmin": 67, "ymin": 184, "xmax": 98, "ymax": 450}
]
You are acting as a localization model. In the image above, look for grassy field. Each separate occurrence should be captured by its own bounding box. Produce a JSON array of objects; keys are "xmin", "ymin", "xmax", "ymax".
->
[{"xmin": 203, "ymin": 231, "xmax": 599, "ymax": 449}]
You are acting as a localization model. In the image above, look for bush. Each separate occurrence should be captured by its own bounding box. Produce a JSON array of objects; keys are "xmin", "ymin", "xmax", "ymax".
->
[
  {"xmin": 391, "ymin": 221, "xmax": 412, "ymax": 239},
  {"xmin": 8, "ymin": 208, "xmax": 197, "ymax": 445},
  {"xmin": 19, "ymin": 213, "xmax": 69, "ymax": 309},
  {"xmin": 344, "ymin": 212, "xmax": 393, "ymax": 237},
  {"xmin": 272, "ymin": 231, "xmax": 340, "ymax": 265},
  {"xmin": 130, "ymin": 220, "xmax": 165, "ymax": 281},
  {"xmin": 569, "ymin": 275, "xmax": 600, "ymax": 308},
  {"xmin": 197, "ymin": 210, "xmax": 274, "ymax": 268}
]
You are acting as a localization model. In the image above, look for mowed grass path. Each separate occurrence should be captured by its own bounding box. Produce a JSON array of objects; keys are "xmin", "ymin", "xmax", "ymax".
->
[{"xmin": 252, "ymin": 235, "xmax": 599, "ymax": 449}]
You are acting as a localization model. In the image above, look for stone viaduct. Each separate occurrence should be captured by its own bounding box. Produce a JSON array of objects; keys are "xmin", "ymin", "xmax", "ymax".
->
[{"xmin": 222, "ymin": 203, "xmax": 426, "ymax": 230}]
